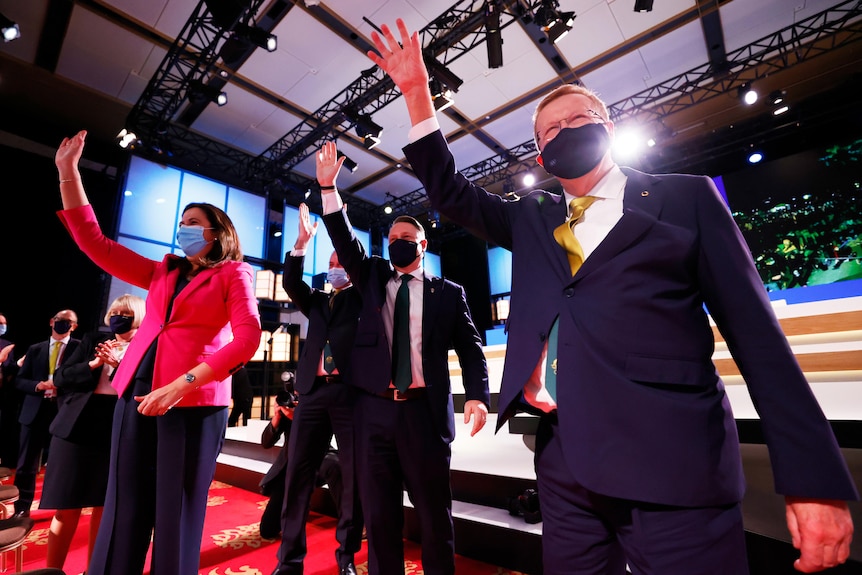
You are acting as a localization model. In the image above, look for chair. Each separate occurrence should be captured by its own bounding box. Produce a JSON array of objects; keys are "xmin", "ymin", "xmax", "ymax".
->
[
  {"xmin": 0, "ymin": 485, "xmax": 17, "ymax": 520},
  {"xmin": 0, "ymin": 516, "xmax": 35, "ymax": 573},
  {"xmin": 0, "ymin": 468, "xmax": 11, "ymax": 482}
]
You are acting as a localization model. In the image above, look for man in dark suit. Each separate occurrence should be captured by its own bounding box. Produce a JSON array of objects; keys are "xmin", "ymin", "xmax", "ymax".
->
[
  {"xmin": 269, "ymin": 202, "xmax": 364, "ymax": 575},
  {"xmin": 315, "ymin": 141, "xmax": 490, "ymax": 575},
  {"xmin": 365, "ymin": 20, "xmax": 858, "ymax": 575},
  {"xmin": 13, "ymin": 309, "xmax": 80, "ymax": 517},
  {"xmin": 0, "ymin": 311, "xmax": 19, "ymax": 466}
]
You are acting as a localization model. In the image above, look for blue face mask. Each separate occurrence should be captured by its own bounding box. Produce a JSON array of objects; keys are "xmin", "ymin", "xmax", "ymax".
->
[
  {"xmin": 0, "ymin": 325, "xmax": 6, "ymax": 337},
  {"xmin": 176, "ymin": 225, "xmax": 212, "ymax": 257},
  {"xmin": 327, "ymin": 267, "xmax": 350, "ymax": 289}
]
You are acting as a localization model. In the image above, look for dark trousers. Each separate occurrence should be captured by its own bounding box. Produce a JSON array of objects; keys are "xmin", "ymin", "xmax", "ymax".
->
[
  {"xmin": 14, "ymin": 400, "xmax": 56, "ymax": 513},
  {"xmin": 88, "ymin": 395, "xmax": 227, "ymax": 575},
  {"xmin": 535, "ymin": 416, "xmax": 749, "ymax": 575},
  {"xmin": 355, "ymin": 392, "xmax": 454, "ymax": 575},
  {"xmin": 273, "ymin": 382, "xmax": 363, "ymax": 573}
]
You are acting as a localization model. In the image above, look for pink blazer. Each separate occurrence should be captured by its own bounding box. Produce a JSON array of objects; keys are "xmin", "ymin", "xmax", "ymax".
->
[{"xmin": 57, "ymin": 205, "xmax": 261, "ymax": 407}]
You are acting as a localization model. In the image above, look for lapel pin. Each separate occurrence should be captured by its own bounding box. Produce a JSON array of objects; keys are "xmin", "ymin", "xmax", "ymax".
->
[{"xmin": 641, "ymin": 190, "xmax": 649, "ymax": 197}]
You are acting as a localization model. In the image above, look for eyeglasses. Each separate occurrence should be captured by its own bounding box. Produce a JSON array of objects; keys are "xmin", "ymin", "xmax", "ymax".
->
[{"xmin": 536, "ymin": 109, "xmax": 604, "ymax": 150}]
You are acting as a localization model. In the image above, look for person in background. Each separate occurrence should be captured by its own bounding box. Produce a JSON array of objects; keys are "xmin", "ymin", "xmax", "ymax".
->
[
  {"xmin": 0, "ymin": 312, "xmax": 18, "ymax": 467},
  {"xmin": 13, "ymin": 309, "xmax": 80, "ymax": 518},
  {"xmin": 259, "ymin": 387, "xmax": 349, "ymax": 544},
  {"xmin": 367, "ymin": 19, "xmax": 857, "ymax": 574},
  {"xmin": 317, "ymin": 140, "xmax": 490, "ymax": 575},
  {"xmin": 269, "ymin": 207, "xmax": 364, "ymax": 575},
  {"xmin": 54, "ymin": 130, "xmax": 262, "ymax": 575},
  {"xmin": 41, "ymin": 294, "xmax": 146, "ymax": 572},
  {"xmin": 228, "ymin": 365, "xmax": 254, "ymax": 427}
]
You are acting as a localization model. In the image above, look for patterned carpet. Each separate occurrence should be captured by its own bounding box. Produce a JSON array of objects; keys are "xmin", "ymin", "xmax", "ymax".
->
[{"xmin": 14, "ymin": 470, "xmax": 523, "ymax": 575}]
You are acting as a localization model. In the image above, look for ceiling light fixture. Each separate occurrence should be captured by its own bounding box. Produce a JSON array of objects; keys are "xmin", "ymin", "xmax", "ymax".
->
[
  {"xmin": 116, "ymin": 129, "xmax": 140, "ymax": 150},
  {"xmin": 234, "ymin": 22, "xmax": 277, "ymax": 52},
  {"xmin": 354, "ymin": 113, "xmax": 383, "ymax": 150},
  {"xmin": 189, "ymin": 79, "xmax": 228, "ymax": 106},
  {"xmin": 633, "ymin": 0, "xmax": 654, "ymax": 12},
  {"xmin": 383, "ymin": 193, "xmax": 394, "ymax": 215},
  {"xmin": 738, "ymin": 82, "xmax": 758, "ymax": 105},
  {"xmin": 533, "ymin": 1, "xmax": 575, "ymax": 44},
  {"xmin": 337, "ymin": 151, "xmax": 358, "ymax": 173},
  {"xmin": 0, "ymin": 13, "xmax": 20, "ymax": 42},
  {"xmin": 429, "ymin": 78, "xmax": 455, "ymax": 111},
  {"xmin": 425, "ymin": 55, "xmax": 464, "ymax": 94},
  {"xmin": 545, "ymin": 11, "xmax": 575, "ymax": 44},
  {"xmin": 484, "ymin": 1, "xmax": 504, "ymax": 69}
]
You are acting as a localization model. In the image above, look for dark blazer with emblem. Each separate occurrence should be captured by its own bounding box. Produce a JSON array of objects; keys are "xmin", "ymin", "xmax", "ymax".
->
[
  {"xmin": 282, "ymin": 253, "xmax": 362, "ymax": 394},
  {"xmin": 16, "ymin": 337, "xmax": 81, "ymax": 426},
  {"xmin": 404, "ymin": 129, "xmax": 857, "ymax": 506},
  {"xmin": 323, "ymin": 207, "xmax": 489, "ymax": 444}
]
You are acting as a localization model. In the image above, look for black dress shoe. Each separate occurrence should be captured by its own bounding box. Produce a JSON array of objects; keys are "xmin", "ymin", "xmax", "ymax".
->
[
  {"xmin": 11, "ymin": 510, "xmax": 29, "ymax": 519},
  {"xmin": 340, "ymin": 563, "xmax": 356, "ymax": 575}
]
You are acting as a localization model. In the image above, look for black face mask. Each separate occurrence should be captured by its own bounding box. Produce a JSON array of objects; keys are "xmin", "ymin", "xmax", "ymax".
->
[
  {"xmin": 389, "ymin": 239, "xmax": 419, "ymax": 268},
  {"xmin": 109, "ymin": 315, "xmax": 134, "ymax": 335},
  {"xmin": 53, "ymin": 319, "xmax": 72, "ymax": 335},
  {"xmin": 540, "ymin": 122, "xmax": 610, "ymax": 180}
]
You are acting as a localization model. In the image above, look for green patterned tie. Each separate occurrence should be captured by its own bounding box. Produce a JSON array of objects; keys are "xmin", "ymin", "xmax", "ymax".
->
[
  {"xmin": 546, "ymin": 196, "xmax": 597, "ymax": 399},
  {"xmin": 391, "ymin": 275, "xmax": 412, "ymax": 392}
]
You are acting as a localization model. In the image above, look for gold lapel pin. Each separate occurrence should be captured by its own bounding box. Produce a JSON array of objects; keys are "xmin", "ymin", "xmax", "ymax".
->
[{"xmin": 641, "ymin": 190, "xmax": 649, "ymax": 197}]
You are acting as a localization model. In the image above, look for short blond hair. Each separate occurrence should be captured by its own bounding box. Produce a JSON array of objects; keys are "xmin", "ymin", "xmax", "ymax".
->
[
  {"xmin": 532, "ymin": 84, "xmax": 609, "ymax": 147},
  {"xmin": 104, "ymin": 294, "xmax": 147, "ymax": 329}
]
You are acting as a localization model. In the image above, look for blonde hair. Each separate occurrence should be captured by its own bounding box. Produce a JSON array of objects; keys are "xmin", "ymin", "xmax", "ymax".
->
[
  {"xmin": 532, "ymin": 84, "xmax": 610, "ymax": 147},
  {"xmin": 103, "ymin": 294, "xmax": 147, "ymax": 329}
]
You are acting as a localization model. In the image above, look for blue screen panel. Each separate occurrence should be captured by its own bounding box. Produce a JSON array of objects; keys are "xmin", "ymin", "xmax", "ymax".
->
[
  {"xmin": 120, "ymin": 156, "xmax": 182, "ymax": 243},
  {"xmin": 227, "ymin": 187, "xmax": 266, "ymax": 259}
]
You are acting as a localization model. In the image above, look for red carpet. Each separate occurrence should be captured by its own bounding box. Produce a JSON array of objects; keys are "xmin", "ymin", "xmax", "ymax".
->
[{"xmin": 14, "ymin": 469, "xmax": 524, "ymax": 575}]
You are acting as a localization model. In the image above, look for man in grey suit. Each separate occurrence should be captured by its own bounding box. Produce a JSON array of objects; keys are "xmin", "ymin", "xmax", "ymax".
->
[
  {"xmin": 364, "ymin": 18, "xmax": 857, "ymax": 575},
  {"xmin": 315, "ymin": 140, "xmax": 490, "ymax": 575}
]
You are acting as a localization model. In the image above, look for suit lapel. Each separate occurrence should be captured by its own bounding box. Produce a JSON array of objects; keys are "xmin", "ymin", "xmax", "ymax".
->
[
  {"xmin": 576, "ymin": 169, "xmax": 663, "ymax": 279},
  {"xmin": 421, "ymin": 275, "xmax": 442, "ymax": 346},
  {"xmin": 543, "ymin": 194, "xmax": 575, "ymax": 282}
]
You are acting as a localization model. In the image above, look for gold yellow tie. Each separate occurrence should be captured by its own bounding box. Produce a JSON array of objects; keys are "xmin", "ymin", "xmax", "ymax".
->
[
  {"xmin": 49, "ymin": 340, "xmax": 61, "ymax": 376},
  {"xmin": 553, "ymin": 196, "xmax": 598, "ymax": 275}
]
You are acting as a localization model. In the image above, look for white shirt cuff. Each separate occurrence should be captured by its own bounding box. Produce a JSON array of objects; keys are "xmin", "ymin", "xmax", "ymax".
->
[
  {"xmin": 321, "ymin": 191, "xmax": 343, "ymax": 215},
  {"xmin": 408, "ymin": 117, "xmax": 441, "ymax": 143}
]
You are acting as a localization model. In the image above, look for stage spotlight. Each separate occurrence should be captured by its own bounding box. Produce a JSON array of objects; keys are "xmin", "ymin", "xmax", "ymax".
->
[
  {"xmin": 189, "ymin": 79, "xmax": 228, "ymax": 106},
  {"xmin": 337, "ymin": 151, "xmax": 358, "ymax": 173},
  {"xmin": 767, "ymin": 89, "xmax": 786, "ymax": 106},
  {"xmin": 425, "ymin": 55, "xmax": 463, "ymax": 93},
  {"xmin": 485, "ymin": 1, "xmax": 503, "ymax": 69},
  {"xmin": 429, "ymin": 78, "xmax": 455, "ymax": 111},
  {"xmin": 383, "ymin": 194, "xmax": 394, "ymax": 215},
  {"xmin": 634, "ymin": 0, "xmax": 654, "ymax": 12},
  {"xmin": 234, "ymin": 22, "xmax": 277, "ymax": 52},
  {"xmin": 1, "ymin": 13, "xmax": 20, "ymax": 42},
  {"xmin": 546, "ymin": 11, "xmax": 575, "ymax": 44},
  {"xmin": 738, "ymin": 82, "xmax": 758, "ymax": 105},
  {"xmin": 748, "ymin": 151, "xmax": 764, "ymax": 164},
  {"xmin": 116, "ymin": 129, "xmax": 140, "ymax": 150},
  {"xmin": 354, "ymin": 113, "xmax": 383, "ymax": 150}
]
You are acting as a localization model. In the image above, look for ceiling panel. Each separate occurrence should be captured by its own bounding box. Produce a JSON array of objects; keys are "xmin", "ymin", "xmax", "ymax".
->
[{"xmin": 0, "ymin": 0, "xmax": 858, "ymax": 233}]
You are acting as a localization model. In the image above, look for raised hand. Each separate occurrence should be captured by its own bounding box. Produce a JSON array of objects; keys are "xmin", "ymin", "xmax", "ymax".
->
[
  {"xmin": 367, "ymin": 19, "xmax": 435, "ymax": 125},
  {"xmin": 315, "ymin": 140, "xmax": 344, "ymax": 188},
  {"xmin": 295, "ymin": 202, "xmax": 318, "ymax": 251}
]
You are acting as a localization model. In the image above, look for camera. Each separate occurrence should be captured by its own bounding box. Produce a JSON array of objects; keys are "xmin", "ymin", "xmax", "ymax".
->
[
  {"xmin": 276, "ymin": 386, "xmax": 298, "ymax": 408},
  {"xmin": 507, "ymin": 488, "xmax": 542, "ymax": 524}
]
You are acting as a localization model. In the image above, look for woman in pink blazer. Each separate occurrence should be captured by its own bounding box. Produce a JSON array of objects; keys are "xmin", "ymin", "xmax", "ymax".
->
[{"xmin": 55, "ymin": 130, "xmax": 262, "ymax": 575}]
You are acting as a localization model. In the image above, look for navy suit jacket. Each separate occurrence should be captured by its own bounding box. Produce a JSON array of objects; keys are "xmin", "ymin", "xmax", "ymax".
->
[
  {"xmin": 50, "ymin": 331, "xmax": 112, "ymax": 439},
  {"xmin": 323, "ymin": 208, "xmax": 490, "ymax": 444},
  {"xmin": 404, "ymin": 129, "xmax": 858, "ymax": 506},
  {"xmin": 282, "ymin": 253, "xmax": 361, "ymax": 394},
  {"xmin": 16, "ymin": 337, "xmax": 81, "ymax": 426}
]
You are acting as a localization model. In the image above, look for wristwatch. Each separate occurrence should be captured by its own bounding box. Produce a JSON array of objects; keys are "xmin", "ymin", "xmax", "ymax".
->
[{"xmin": 184, "ymin": 373, "xmax": 196, "ymax": 384}]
